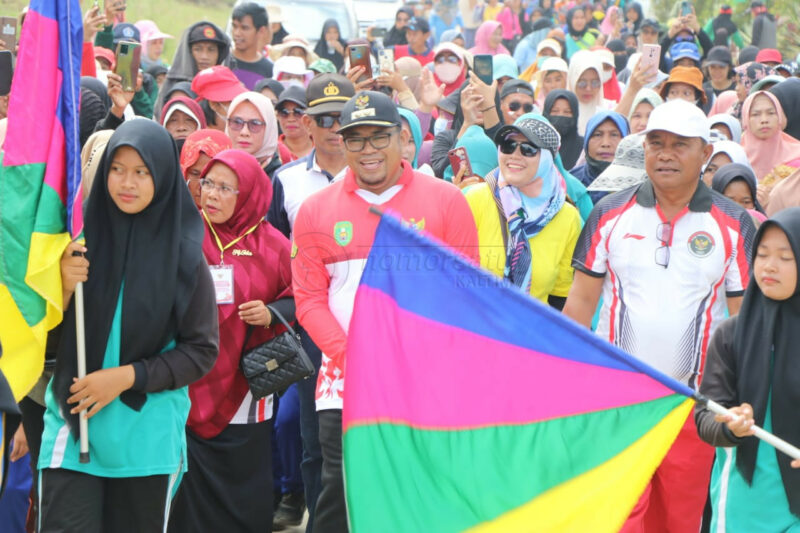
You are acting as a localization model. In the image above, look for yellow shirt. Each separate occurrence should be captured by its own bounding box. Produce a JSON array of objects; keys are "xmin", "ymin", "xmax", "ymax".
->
[
  {"xmin": 483, "ymin": 3, "xmax": 504, "ymax": 21},
  {"xmin": 465, "ymin": 183, "xmax": 581, "ymax": 303}
]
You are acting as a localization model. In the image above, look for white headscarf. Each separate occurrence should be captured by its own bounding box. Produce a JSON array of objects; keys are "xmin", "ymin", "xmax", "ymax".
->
[
  {"xmin": 225, "ymin": 91, "xmax": 279, "ymax": 162},
  {"xmin": 709, "ymin": 113, "xmax": 743, "ymax": 143},
  {"xmin": 567, "ymin": 50, "xmax": 607, "ymax": 135}
]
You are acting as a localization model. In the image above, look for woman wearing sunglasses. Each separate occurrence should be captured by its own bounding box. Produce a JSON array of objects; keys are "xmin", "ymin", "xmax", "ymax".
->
[
  {"xmin": 274, "ymin": 86, "xmax": 313, "ymax": 164},
  {"xmin": 464, "ymin": 114, "xmax": 581, "ymax": 308},
  {"xmin": 225, "ymin": 91, "xmax": 282, "ymax": 178},
  {"xmin": 568, "ymin": 50, "xmax": 612, "ymax": 136}
]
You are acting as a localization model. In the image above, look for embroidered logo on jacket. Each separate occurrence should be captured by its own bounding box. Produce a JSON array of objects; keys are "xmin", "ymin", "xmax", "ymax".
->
[
  {"xmin": 687, "ymin": 231, "xmax": 715, "ymax": 257},
  {"xmin": 232, "ymin": 249, "xmax": 253, "ymax": 256},
  {"xmin": 334, "ymin": 221, "xmax": 353, "ymax": 246}
]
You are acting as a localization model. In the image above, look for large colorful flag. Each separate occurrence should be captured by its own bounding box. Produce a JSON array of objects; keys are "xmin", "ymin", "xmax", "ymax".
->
[
  {"xmin": 0, "ymin": 0, "xmax": 83, "ymax": 401},
  {"xmin": 343, "ymin": 213, "xmax": 697, "ymax": 532}
]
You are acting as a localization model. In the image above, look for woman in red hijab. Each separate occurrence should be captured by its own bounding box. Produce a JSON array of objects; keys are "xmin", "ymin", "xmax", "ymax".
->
[{"xmin": 168, "ymin": 149, "xmax": 294, "ymax": 533}]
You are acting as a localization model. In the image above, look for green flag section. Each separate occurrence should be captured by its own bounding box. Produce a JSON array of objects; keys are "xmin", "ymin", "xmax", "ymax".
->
[
  {"xmin": 0, "ymin": 161, "xmax": 70, "ymax": 400},
  {"xmin": 344, "ymin": 396, "xmax": 691, "ymax": 532}
]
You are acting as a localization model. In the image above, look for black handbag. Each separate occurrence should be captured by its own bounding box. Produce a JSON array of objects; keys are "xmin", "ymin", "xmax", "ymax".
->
[{"xmin": 239, "ymin": 306, "xmax": 314, "ymax": 399}]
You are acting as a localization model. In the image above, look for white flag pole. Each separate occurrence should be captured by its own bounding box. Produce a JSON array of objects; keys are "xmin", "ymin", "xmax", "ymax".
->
[
  {"xmin": 74, "ymin": 280, "xmax": 89, "ymax": 463},
  {"xmin": 703, "ymin": 398, "xmax": 800, "ymax": 461}
]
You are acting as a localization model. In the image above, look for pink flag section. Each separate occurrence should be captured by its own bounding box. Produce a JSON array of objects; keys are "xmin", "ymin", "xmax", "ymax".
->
[
  {"xmin": 4, "ymin": 10, "xmax": 61, "ymax": 169},
  {"xmin": 344, "ymin": 287, "xmax": 677, "ymax": 431}
]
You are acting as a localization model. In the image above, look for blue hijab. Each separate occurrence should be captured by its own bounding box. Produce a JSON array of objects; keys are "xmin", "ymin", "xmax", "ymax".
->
[{"xmin": 398, "ymin": 108, "xmax": 422, "ymax": 168}]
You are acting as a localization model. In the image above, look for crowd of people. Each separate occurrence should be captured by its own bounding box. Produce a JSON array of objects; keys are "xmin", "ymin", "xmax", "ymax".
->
[{"xmin": 2, "ymin": 0, "xmax": 800, "ymax": 531}]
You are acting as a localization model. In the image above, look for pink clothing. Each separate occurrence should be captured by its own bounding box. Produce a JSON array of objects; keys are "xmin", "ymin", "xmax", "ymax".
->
[
  {"xmin": 741, "ymin": 91, "xmax": 800, "ymax": 181},
  {"xmin": 496, "ymin": 8, "xmax": 523, "ymax": 40},
  {"xmin": 599, "ymin": 6, "xmax": 619, "ymax": 35},
  {"xmin": 709, "ymin": 90, "xmax": 738, "ymax": 116},
  {"xmin": 468, "ymin": 21, "xmax": 510, "ymax": 55}
]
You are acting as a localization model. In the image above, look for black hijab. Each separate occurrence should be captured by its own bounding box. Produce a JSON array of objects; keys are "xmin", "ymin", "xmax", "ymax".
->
[
  {"xmin": 566, "ymin": 7, "xmax": 589, "ymax": 39},
  {"xmin": 733, "ymin": 207, "xmax": 800, "ymax": 515},
  {"xmin": 313, "ymin": 19, "xmax": 348, "ymax": 71},
  {"xmin": 544, "ymin": 90, "xmax": 583, "ymax": 169},
  {"xmin": 770, "ymin": 78, "xmax": 800, "ymax": 141},
  {"xmin": 606, "ymin": 39, "xmax": 628, "ymax": 72},
  {"xmin": 384, "ymin": 7, "xmax": 414, "ymax": 48},
  {"xmin": 711, "ymin": 163, "xmax": 764, "ymax": 214},
  {"xmin": 80, "ymin": 76, "xmax": 111, "ymax": 112},
  {"xmin": 53, "ymin": 120, "xmax": 205, "ymax": 438}
]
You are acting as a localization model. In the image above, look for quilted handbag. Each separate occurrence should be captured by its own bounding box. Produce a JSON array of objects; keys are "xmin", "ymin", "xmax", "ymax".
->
[{"xmin": 239, "ymin": 306, "xmax": 314, "ymax": 399}]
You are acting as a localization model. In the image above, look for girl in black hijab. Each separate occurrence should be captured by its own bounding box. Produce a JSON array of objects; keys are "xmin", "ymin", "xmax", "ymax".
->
[
  {"xmin": 39, "ymin": 120, "xmax": 219, "ymax": 532},
  {"xmin": 314, "ymin": 19, "xmax": 348, "ymax": 71},
  {"xmin": 383, "ymin": 6, "xmax": 414, "ymax": 48},
  {"xmin": 696, "ymin": 207, "xmax": 800, "ymax": 530},
  {"xmin": 711, "ymin": 163, "xmax": 765, "ymax": 215},
  {"xmin": 543, "ymin": 89, "xmax": 583, "ymax": 169}
]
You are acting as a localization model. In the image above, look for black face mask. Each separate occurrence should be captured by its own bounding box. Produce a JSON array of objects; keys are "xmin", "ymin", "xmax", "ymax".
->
[
  {"xmin": 626, "ymin": 46, "xmax": 638, "ymax": 56},
  {"xmin": 614, "ymin": 54, "xmax": 628, "ymax": 73},
  {"xmin": 174, "ymin": 137, "xmax": 186, "ymax": 155},
  {"xmin": 547, "ymin": 115, "xmax": 574, "ymax": 138}
]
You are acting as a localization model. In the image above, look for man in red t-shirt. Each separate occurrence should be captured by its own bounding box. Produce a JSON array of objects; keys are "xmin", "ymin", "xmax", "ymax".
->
[
  {"xmin": 393, "ymin": 17, "xmax": 436, "ymax": 66},
  {"xmin": 292, "ymin": 91, "xmax": 478, "ymax": 532}
]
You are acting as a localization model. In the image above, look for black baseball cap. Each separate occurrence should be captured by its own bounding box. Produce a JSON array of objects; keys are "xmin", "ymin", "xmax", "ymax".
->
[
  {"xmin": 337, "ymin": 91, "xmax": 401, "ymax": 133},
  {"xmin": 306, "ymin": 73, "xmax": 355, "ymax": 115},
  {"xmin": 188, "ymin": 23, "xmax": 226, "ymax": 46},
  {"xmin": 406, "ymin": 17, "xmax": 430, "ymax": 34},
  {"xmin": 500, "ymin": 79, "xmax": 534, "ymax": 100},
  {"xmin": 704, "ymin": 46, "xmax": 733, "ymax": 68},
  {"xmin": 640, "ymin": 18, "xmax": 660, "ymax": 31},
  {"xmin": 276, "ymin": 85, "xmax": 308, "ymax": 109}
]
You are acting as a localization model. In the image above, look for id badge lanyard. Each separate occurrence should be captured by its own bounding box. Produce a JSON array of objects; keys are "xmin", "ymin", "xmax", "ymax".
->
[{"xmin": 204, "ymin": 211, "xmax": 260, "ymax": 305}]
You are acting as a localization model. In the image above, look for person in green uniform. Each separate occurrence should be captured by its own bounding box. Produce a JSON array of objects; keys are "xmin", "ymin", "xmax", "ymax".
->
[
  {"xmin": 38, "ymin": 119, "xmax": 219, "ymax": 533},
  {"xmin": 696, "ymin": 207, "xmax": 800, "ymax": 532}
]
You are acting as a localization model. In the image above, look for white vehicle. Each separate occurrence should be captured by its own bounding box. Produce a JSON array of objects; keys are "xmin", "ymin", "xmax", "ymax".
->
[
  {"xmin": 230, "ymin": 0, "xmax": 359, "ymax": 46},
  {"xmin": 352, "ymin": 0, "xmax": 406, "ymax": 37}
]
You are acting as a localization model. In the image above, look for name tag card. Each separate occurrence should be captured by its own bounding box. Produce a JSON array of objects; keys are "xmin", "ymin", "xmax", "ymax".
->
[{"xmin": 209, "ymin": 265, "xmax": 234, "ymax": 305}]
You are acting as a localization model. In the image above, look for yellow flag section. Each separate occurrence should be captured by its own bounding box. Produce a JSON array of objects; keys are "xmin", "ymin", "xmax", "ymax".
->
[
  {"xmin": 0, "ymin": 231, "xmax": 70, "ymax": 400},
  {"xmin": 469, "ymin": 399, "xmax": 694, "ymax": 533}
]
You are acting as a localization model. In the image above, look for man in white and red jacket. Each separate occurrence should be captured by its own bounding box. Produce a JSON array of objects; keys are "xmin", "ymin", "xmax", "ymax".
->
[{"xmin": 292, "ymin": 90, "xmax": 479, "ymax": 532}]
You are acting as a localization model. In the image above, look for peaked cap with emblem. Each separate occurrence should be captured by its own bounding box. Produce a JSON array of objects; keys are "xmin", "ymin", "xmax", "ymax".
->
[
  {"xmin": 337, "ymin": 91, "xmax": 401, "ymax": 133},
  {"xmin": 306, "ymin": 73, "xmax": 356, "ymax": 116},
  {"xmin": 494, "ymin": 116, "xmax": 561, "ymax": 154}
]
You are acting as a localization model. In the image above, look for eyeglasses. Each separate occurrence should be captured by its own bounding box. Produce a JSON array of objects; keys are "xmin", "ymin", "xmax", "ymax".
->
[
  {"xmin": 576, "ymin": 79, "xmax": 602, "ymax": 90},
  {"xmin": 343, "ymin": 129, "xmax": 396, "ymax": 152},
  {"xmin": 508, "ymin": 102, "xmax": 534, "ymax": 113},
  {"xmin": 435, "ymin": 54, "xmax": 459, "ymax": 64},
  {"xmin": 227, "ymin": 117, "xmax": 266, "ymax": 133},
  {"xmin": 200, "ymin": 178, "xmax": 239, "ymax": 197},
  {"xmin": 655, "ymin": 222, "xmax": 672, "ymax": 268},
  {"xmin": 314, "ymin": 114, "xmax": 341, "ymax": 129},
  {"xmin": 277, "ymin": 107, "xmax": 305, "ymax": 118},
  {"xmin": 499, "ymin": 139, "xmax": 540, "ymax": 157}
]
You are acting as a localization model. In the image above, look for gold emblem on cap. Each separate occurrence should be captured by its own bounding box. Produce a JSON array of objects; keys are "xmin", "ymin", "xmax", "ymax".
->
[
  {"xmin": 355, "ymin": 94, "xmax": 370, "ymax": 110},
  {"xmin": 323, "ymin": 82, "xmax": 340, "ymax": 97}
]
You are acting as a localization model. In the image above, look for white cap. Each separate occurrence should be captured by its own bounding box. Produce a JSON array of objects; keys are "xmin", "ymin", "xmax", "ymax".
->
[
  {"xmin": 643, "ymin": 99, "xmax": 710, "ymax": 143},
  {"xmin": 539, "ymin": 56, "xmax": 568, "ymax": 74}
]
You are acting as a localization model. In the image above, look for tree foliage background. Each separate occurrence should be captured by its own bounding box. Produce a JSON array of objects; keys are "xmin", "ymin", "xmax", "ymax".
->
[{"xmin": 649, "ymin": 0, "xmax": 799, "ymax": 60}]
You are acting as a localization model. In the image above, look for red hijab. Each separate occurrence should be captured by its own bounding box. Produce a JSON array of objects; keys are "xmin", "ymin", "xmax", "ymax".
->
[
  {"xmin": 179, "ymin": 129, "xmax": 232, "ymax": 177},
  {"xmin": 188, "ymin": 149, "xmax": 293, "ymax": 439},
  {"xmin": 159, "ymin": 96, "xmax": 207, "ymax": 129}
]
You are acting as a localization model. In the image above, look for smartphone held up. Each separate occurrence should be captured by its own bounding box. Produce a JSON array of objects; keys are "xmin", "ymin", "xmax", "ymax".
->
[{"xmin": 114, "ymin": 41, "xmax": 141, "ymax": 92}]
